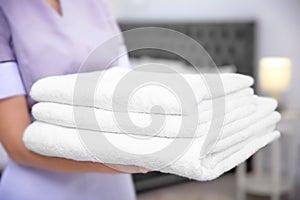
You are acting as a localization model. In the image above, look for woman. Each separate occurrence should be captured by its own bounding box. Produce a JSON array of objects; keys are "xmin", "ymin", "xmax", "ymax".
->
[{"xmin": 0, "ymin": 0, "xmax": 147, "ymax": 199}]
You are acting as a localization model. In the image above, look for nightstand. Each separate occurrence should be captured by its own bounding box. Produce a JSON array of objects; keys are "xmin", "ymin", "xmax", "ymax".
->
[{"xmin": 236, "ymin": 109, "xmax": 298, "ymax": 200}]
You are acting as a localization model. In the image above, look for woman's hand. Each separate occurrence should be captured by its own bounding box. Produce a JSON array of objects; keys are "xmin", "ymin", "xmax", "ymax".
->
[{"xmin": 0, "ymin": 95, "xmax": 148, "ymax": 174}]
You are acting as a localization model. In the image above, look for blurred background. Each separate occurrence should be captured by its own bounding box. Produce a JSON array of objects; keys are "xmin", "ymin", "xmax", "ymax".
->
[
  {"xmin": 1, "ymin": 0, "xmax": 299, "ymax": 199},
  {"xmin": 110, "ymin": 0, "xmax": 300, "ymax": 200}
]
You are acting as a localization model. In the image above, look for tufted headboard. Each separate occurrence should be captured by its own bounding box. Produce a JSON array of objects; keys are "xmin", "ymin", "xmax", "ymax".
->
[
  {"xmin": 118, "ymin": 21, "xmax": 256, "ymax": 192},
  {"xmin": 119, "ymin": 21, "xmax": 255, "ymax": 78}
]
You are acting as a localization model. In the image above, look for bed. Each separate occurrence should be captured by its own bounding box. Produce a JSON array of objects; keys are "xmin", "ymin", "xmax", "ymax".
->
[{"xmin": 118, "ymin": 20, "xmax": 256, "ymax": 192}]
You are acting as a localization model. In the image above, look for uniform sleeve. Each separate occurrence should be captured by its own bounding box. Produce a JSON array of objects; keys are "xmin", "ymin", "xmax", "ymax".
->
[
  {"xmin": 0, "ymin": 8, "xmax": 15, "ymax": 62},
  {"xmin": 0, "ymin": 8, "xmax": 26, "ymax": 99},
  {"xmin": 0, "ymin": 62, "xmax": 26, "ymax": 99}
]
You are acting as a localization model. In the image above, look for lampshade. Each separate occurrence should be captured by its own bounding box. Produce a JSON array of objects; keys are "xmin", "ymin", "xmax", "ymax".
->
[{"xmin": 259, "ymin": 57, "xmax": 291, "ymax": 94}]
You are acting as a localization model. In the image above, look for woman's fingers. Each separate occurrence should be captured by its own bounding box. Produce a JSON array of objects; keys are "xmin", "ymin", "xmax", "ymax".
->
[
  {"xmin": 105, "ymin": 163, "xmax": 149, "ymax": 174},
  {"xmin": 138, "ymin": 167, "xmax": 149, "ymax": 174}
]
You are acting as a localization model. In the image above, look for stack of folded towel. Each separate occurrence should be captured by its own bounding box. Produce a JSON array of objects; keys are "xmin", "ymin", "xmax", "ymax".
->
[{"xmin": 23, "ymin": 67, "xmax": 281, "ymax": 181}]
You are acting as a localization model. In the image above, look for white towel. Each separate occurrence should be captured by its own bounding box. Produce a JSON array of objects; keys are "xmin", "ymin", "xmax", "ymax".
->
[
  {"xmin": 30, "ymin": 67, "xmax": 254, "ymax": 115},
  {"xmin": 33, "ymin": 96, "xmax": 277, "ymax": 138},
  {"xmin": 23, "ymin": 112, "xmax": 280, "ymax": 180},
  {"xmin": 32, "ymin": 90, "xmax": 259, "ymax": 138}
]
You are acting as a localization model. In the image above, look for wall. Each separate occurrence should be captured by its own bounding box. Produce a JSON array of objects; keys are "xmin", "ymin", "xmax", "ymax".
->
[{"xmin": 109, "ymin": 0, "xmax": 300, "ymax": 108}]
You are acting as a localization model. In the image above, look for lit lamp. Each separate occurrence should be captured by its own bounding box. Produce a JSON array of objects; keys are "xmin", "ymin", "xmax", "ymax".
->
[{"xmin": 259, "ymin": 57, "xmax": 291, "ymax": 110}]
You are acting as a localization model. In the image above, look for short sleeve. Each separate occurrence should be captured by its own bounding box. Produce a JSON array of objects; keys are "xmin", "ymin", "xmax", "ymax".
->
[
  {"xmin": 0, "ymin": 8, "xmax": 25, "ymax": 99},
  {"xmin": 0, "ymin": 62, "xmax": 26, "ymax": 99},
  {"xmin": 0, "ymin": 7, "xmax": 15, "ymax": 62}
]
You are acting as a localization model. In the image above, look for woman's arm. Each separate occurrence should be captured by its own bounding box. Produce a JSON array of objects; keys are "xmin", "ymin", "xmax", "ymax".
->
[{"xmin": 0, "ymin": 95, "xmax": 147, "ymax": 174}]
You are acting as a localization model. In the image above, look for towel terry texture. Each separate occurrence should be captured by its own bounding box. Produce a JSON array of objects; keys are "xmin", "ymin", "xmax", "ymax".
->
[
  {"xmin": 23, "ymin": 120, "xmax": 280, "ymax": 180},
  {"xmin": 30, "ymin": 67, "xmax": 254, "ymax": 115},
  {"xmin": 23, "ymin": 67, "xmax": 281, "ymax": 181},
  {"xmin": 32, "ymin": 96, "xmax": 275, "ymax": 138}
]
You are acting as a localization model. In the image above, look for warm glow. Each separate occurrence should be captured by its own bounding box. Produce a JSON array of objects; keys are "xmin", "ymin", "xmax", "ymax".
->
[{"xmin": 259, "ymin": 57, "xmax": 291, "ymax": 93}]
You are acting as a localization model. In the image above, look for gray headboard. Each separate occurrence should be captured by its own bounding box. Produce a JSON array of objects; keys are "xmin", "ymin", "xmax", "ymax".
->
[
  {"xmin": 118, "ymin": 21, "xmax": 256, "ymax": 192},
  {"xmin": 119, "ymin": 21, "xmax": 255, "ymax": 78}
]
